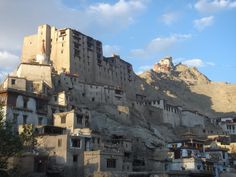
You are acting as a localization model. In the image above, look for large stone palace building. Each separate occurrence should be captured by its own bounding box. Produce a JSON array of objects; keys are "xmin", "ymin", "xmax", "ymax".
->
[{"xmin": 21, "ymin": 24, "xmax": 134, "ymax": 89}]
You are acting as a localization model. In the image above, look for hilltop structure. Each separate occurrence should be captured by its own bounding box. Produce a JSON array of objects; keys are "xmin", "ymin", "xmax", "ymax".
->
[
  {"xmin": 153, "ymin": 56, "xmax": 174, "ymax": 73},
  {"xmin": 0, "ymin": 24, "xmax": 236, "ymax": 177}
]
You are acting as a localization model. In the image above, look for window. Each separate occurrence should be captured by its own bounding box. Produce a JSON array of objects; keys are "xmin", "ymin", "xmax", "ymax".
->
[
  {"xmin": 58, "ymin": 139, "xmax": 62, "ymax": 147},
  {"xmin": 71, "ymin": 138, "xmax": 81, "ymax": 148},
  {"xmin": 11, "ymin": 79, "xmax": 16, "ymax": 85},
  {"xmin": 107, "ymin": 159, "xmax": 116, "ymax": 168},
  {"xmin": 74, "ymin": 42, "xmax": 79, "ymax": 49},
  {"xmin": 38, "ymin": 117, "xmax": 43, "ymax": 125},
  {"xmin": 61, "ymin": 116, "xmax": 66, "ymax": 124},
  {"xmin": 13, "ymin": 113, "xmax": 18, "ymax": 121},
  {"xmin": 73, "ymin": 155, "xmax": 78, "ymax": 163},
  {"xmin": 76, "ymin": 114, "xmax": 83, "ymax": 124},
  {"xmin": 23, "ymin": 115, "xmax": 27, "ymax": 125},
  {"xmin": 222, "ymin": 152, "xmax": 225, "ymax": 159},
  {"xmin": 52, "ymin": 108, "xmax": 56, "ymax": 113},
  {"xmin": 84, "ymin": 118, "xmax": 89, "ymax": 127},
  {"xmin": 74, "ymin": 49, "xmax": 80, "ymax": 57},
  {"xmin": 23, "ymin": 99, "xmax": 28, "ymax": 109}
]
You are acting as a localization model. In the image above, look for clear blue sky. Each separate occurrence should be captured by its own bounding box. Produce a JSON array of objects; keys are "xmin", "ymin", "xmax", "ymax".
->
[{"xmin": 0, "ymin": 0, "xmax": 235, "ymax": 83}]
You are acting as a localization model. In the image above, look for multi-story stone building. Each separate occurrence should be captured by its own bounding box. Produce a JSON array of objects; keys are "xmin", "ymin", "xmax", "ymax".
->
[
  {"xmin": 216, "ymin": 117, "xmax": 236, "ymax": 135},
  {"xmin": 0, "ymin": 65, "xmax": 51, "ymax": 133},
  {"xmin": 21, "ymin": 24, "xmax": 135, "ymax": 89},
  {"xmin": 36, "ymin": 126, "xmax": 102, "ymax": 177}
]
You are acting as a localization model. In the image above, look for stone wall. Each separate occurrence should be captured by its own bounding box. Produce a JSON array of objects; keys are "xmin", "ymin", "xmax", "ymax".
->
[
  {"xmin": 16, "ymin": 63, "xmax": 52, "ymax": 87},
  {"xmin": 181, "ymin": 110, "xmax": 205, "ymax": 128}
]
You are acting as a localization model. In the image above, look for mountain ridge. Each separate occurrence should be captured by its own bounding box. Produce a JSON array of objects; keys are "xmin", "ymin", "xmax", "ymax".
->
[{"xmin": 138, "ymin": 57, "xmax": 236, "ymax": 117}]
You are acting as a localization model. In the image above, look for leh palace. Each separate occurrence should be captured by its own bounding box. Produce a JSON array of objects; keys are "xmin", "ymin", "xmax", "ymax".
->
[{"xmin": 1, "ymin": 24, "xmax": 236, "ymax": 177}]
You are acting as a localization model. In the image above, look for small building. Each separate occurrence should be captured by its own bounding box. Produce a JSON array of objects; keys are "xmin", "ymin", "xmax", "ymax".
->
[
  {"xmin": 167, "ymin": 138, "xmax": 205, "ymax": 159},
  {"xmin": 0, "ymin": 88, "xmax": 49, "ymax": 133},
  {"xmin": 167, "ymin": 137, "xmax": 214, "ymax": 175},
  {"xmin": 84, "ymin": 150, "xmax": 123, "ymax": 177},
  {"xmin": 169, "ymin": 158, "xmax": 204, "ymax": 171},
  {"xmin": 53, "ymin": 109, "xmax": 91, "ymax": 133},
  {"xmin": 217, "ymin": 117, "xmax": 236, "ymax": 135},
  {"xmin": 103, "ymin": 134, "xmax": 133, "ymax": 172},
  {"xmin": 205, "ymin": 147, "xmax": 229, "ymax": 176},
  {"xmin": 36, "ymin": 126, "xmax": 102, "ymax": 177}
]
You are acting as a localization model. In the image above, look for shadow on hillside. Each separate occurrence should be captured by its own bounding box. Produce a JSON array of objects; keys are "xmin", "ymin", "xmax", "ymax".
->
[{"xmin": 136, "ymin": 73, "xmax": 236, "ymax": 118}]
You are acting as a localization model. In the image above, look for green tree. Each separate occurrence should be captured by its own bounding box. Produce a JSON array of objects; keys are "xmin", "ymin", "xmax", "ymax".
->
[
  {"xmin": 0, "ymin": 104, "xmax": 23, "ymax": 169},
  {"xmin": 20, "ymin": 124, "xmax": 37, "ymax": 152}
]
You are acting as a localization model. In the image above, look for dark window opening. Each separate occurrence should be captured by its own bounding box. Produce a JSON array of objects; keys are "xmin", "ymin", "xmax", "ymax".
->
[
  {"xmin": 107, "ymin": 159, "xmax": 116, "ymax": 168},
  {"xmin": 23, "ymin": 99, "xmax": 28, "ymax": 109},
  {"xmin": 23, "ymin": 115, "xmax": 27, "ymax": 125},
  {"xmin": 74, "ymin": 42, "xmax": 79, "ymax": 49},
  {"xmin": 13, "ymin": 113, "xmax": 18, "ymax": 121},
  {"xmin": 76, "ymin": 114, "xmax": 83, "ymax": 124},
  {"xmin": 61, "ymin": 116, "xmax": 66, "ymax": 124},
  {"xmin": 38, "ymin": 117, "xmax": 43, "ymax": 125},
  {"xmin": 58, "ymin": 139, "xmax": 62, "ymax": 147},
  {"xmin": 71, "ymin": 139, "xmax": 81, "ymax": 148},
  {"xmin": 74, "ymin": 49, "xmax": 80, "ymax": 57},
  {"xmin": 124, "ymin": 152, "xmax": 130, "ymax": 158},
  {"xmin": 223, "ymin": 152, "xmax": 225, "ymax": 159},
  {"xmin": 85, "ymin": 120, "xmax": 89, "ymax": 127},
  {"xmin": 133, "ymin": 159, "xmax": 145, "ymax": 166},
  {"xmin": 11, "ymin": 79, "xmax": 16, "ymax": 85},
  {"xmin": 73, "ymin": 155, "xmax": 78, "ymax": 162}
]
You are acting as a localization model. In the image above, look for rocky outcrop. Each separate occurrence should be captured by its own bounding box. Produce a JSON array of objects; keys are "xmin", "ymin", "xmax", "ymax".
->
[
  {"xmin": 139, "ymin": 57, "xmax": 236, "ymax": 117},
  {"xmin": 175, "ymin": 64, "xmax": 210, "ymax": 85},
  {"xmin": 153, "ymin": 56, "xmax": 174, "ymax": 73}
]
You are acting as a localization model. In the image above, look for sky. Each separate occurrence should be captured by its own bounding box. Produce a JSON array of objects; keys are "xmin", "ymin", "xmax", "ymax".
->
[{"xmin": 0, "ymin": 0, "xmax": 236, "ymax": 83}]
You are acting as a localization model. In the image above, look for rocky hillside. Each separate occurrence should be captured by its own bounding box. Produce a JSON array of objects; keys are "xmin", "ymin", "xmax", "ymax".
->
[{"xmin": 139, "ymin": 57, "xmax": 236, "ymax": 117}]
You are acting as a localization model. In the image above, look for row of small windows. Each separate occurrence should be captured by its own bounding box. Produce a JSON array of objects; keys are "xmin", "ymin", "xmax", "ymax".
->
[
  {"xmin": 60, "ymin": 114, "xmax": 89, "ymax": 127},
  {"xmin": 13, "ymin": 113, "xmax": 44, "ymax": 125},
  {"xmin": 58, "ymin": 137, "xmax": 100, "ymax": 150},
  {"xmin": 227, "ymin": 125, "xmax": 235, "ymax": 130},
  {"xmin": 164, "ymin": 105, "xmax": 179, "ymax": 113}
]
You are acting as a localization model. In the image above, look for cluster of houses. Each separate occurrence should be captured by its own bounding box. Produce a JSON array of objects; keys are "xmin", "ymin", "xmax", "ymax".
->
[{"xmin": 0, "ymin": 24, "xmax": 236, "ymax": 177}]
